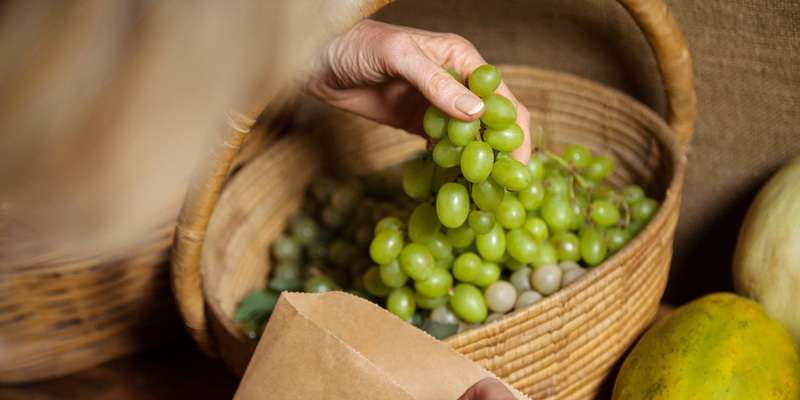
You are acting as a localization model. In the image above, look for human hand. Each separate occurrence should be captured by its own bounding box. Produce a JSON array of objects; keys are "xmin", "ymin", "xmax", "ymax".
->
[
  {"xmin": 304, "ymin": 19, "xmax": 531, "ymax": 165},
  {"xmin": 459, "ymin": 377, "xmax": 517, "ymax": 400}
]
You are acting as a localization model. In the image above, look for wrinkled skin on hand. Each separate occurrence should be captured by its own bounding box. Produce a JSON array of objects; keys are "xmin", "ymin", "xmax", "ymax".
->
[{"xmin": 304, "ymin": 19, "xmax": 531, "ymax": 165}]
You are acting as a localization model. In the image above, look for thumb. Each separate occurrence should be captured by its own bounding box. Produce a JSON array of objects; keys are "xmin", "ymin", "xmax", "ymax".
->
[{"xmin": 393, "ymin": 51, "xmax": 484, "ymax": 121}]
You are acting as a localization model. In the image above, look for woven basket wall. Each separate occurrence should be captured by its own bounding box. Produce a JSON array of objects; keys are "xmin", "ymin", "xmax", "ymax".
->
[
  {"xmin": 0, "ymin": 104, "xmax": 289, "ymax": 384},
  {"xmin": 170, "ymin": 0, "xmax": 695, "ymax": 398},
  {"xmin": 0, "ymin": 217, "xmax": 179, "ymax": 383}
]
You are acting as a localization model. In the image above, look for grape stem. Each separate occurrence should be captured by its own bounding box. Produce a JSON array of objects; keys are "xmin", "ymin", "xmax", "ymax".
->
[
  {"xmin": 619, "ymin": 196, "xmax": 631, "ymax": 228},
  {"xmin": 542, "ymin": 150, "xmax": 589, "ymax": 189}
]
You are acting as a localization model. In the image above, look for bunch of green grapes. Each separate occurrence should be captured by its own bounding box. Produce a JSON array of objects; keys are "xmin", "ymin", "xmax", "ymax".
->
[
  {"xmin": 235, "ymin": 166, "xmax": 414, "ymax": 338},
  {"xmin": 363, "ymin": 65, "xmax": 661, "ymax": 338}
]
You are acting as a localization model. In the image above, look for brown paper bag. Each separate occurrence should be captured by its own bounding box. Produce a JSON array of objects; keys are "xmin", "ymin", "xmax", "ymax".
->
[{"xmin": 234, "ymin": 292, "xmax": 529, "ymax": 399}]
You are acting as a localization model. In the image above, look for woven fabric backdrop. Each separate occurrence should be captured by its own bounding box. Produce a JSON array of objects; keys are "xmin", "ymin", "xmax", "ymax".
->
[{"xmin": 373, "ymin": 0, "xmax": 800, "ymax": 304}]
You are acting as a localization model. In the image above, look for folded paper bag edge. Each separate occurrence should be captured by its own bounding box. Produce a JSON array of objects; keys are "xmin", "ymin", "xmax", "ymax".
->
[
  {"xmin": 233, "ymin": 292, "xmax": 416, "ymax": 400},
  {"xmin": 237, "ymin": 291, "xmax": 530, "ymax": 400}
]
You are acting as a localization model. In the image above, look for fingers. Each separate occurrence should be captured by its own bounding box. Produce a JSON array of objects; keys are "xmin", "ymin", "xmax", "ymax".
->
[
  {"xmin": 411, "ymin": 31, "xmax": 532, "ymax": 164},
  {"xmin": 388, "ymin": 40, "xmax": 485, "ymax": 122},
  {"xmin": 458, "ymin": 378, "xmax": 517, "ymax": 400}
]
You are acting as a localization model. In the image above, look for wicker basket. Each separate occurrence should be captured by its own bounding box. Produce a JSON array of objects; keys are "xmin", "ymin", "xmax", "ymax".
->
[
  {"xmin": 170, "ymin": 0, "xmax": 696, "ymax": 398},
  {"xmin": 0, "ymin": 216, "xmax": 180, "ymax": 383},
  {"xmin": 0, "ymin": 98, "xmax": 290, "ymax": 384}
]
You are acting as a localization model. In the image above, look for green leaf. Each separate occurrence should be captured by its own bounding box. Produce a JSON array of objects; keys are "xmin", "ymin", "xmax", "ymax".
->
[
  {"xmin": 420, "ymin": 319, "xmax": 459, "ymax": 340},
  {"xmin": 234, "ymin": 290, "xmax": 279, "ymax": 322}
]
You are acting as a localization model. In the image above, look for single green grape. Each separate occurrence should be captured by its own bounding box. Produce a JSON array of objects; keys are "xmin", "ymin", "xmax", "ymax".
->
[
  {"xmin": 432, "ymin": 137, "xmax": 465, "ymax": 168},
  {"xmin": 541, "ymin": 194, "xmax": 573, "ymax": 231},
  {"xmin": 272, "ymin": 235, "xmax": 302, "ymax": 263},
  {"xmin": 631, "ymin": 197, "xmax": 659, "ymax": 223},
  {"xmin": 408, "ymin": 202, "xmax": 441, "ymax": 243},
  {"xmin": 289, "ymin": 215, "xmax": 320, "ymax": 245},
  {"xmin": 444, "ymin": 67, "xmax": 462, "ymax": 82},
  {"xmin": 374, "ymin": 216, "xmax": 406, "ymax": 235},
  {"xmin": 543, "ymin": 175, "xmax": 569, "ymax": 196},
  {"xmin": 387, "ymin": 287, "xmax": 416, "ymax": 321},
  {"xmin": 273, "ymin": 262, "xmax": 301, "ymax": 280},
  {"xmin": 369, "ymin": 229, "xmax": 404, "ymax": 265},
  {"xmin": 448, "ymin": 118, "xmax": 480, "ymax": 147},
  {"xmin": 402, "ymin": 158, "xmax": 435, "ymax": 199},
  {"xmin": 485, "ymin": 281, "xmax": 518, "ymax": 314},
  {"xmin": 362, "ymin": 265, "xmax": 392, "ymax": 297},
  {"xmin": 473, "ymin": 261, "xmax": 502, "ymax": 287},
  {"xmin": 532, "ymin": 239, "xmax": 559, "ymax": 266},
  {"xmin": 414, "ymin": 267, "xmax": 453, "ymax": 298},
  {"xmin": 400, "ymin": 243, "xmax": 435, "ymax": 280},
  {"xmin": 585, "ymin": 156, "xmax": 614, "ymax": 181},
  {"xmin": 415, "ymin": 292, "xmax": 450, "ymax": 310},
  {"xmin": 481, "ymin": 94, "xmax": 517, "ymax": 129},
  {"xmin": 552, "ymin": 231, "xmax": 581, "ymax": 262},
  {"xmin": 304, "ymin": 275, "xmax": 337, "ymax": 293},
  {"xmin": 449, "ymin": 284, "xmax": 488, "ymax": 324},
  {"xmin": 447, "ymin": 225, "xmax": 476, "ymax": 249},
  {"xmin": 527, "ymin": 157, "xmax": 546, "ymax": 180},
  {"xmin": 580, "ymin": 226, "xmax": 608, "ymax": 266},
  {"xmin": 492, "ymin": 158, "xmax": 533, "ymax": 191},
  {"xmin": 519, "ymin": 180, "xmax": 545, "ymax": 211},
  {"xmin": 461, "ymin": 141, "xmax": 494, "ymax": 183},
  {"xmin": 453, "ymin": 252, "xmax": 482, "ymax": 282},
  {"xmin": 472, "ymin": 175, "xmax": 505, "ymax": 211},
  {"xmin": 475, "ymin": 223, "xmax": 506, "ymax": 261},
  {"xmin": 590, "ymin": 199, "xmax": 621, "ymax": 228},
  {"xmin": 570, "ymin": 197, "xmax": 588, "ymax": 231},
  {"xmin": 483, "ymin": 123, "xmax": 524, "ymax": 152},
  {"xmin": 468, "ymin": 65, "xmax": 501, "ymax": 97},
  {"xmin": 436, "ymin": 182, "xmax": 470, "ymax": 228},
  {"xmin": 506, "ymin": 228, "xmax": 539, "ymax": 263},
  {"xmin": 429, "ymin": 305, "xmax": 459, "ymax": 326},
  {"xmin": 379, "ymin": 259, "xmax": 409, "ymax": 289},
  {"xmin": 622, "ymin": 184, "xmax": 645, "ymax": 204},
  {"xmin": 605, "ymin": 228, "xmax": 631, "ymax": 252},
  {"xmin": 330, "ymin": 184, "xmax": 361, "ymax": 214},
  {"xmin": 423, "ymin": 105, "xmax": 449, "ymax": 140},
  {"xmin": 468, "ymin": 209, "xmax": 495, "ymax": 235},
  {"xmin": 522, "ymin": 217, "xmax": 549, "ymax": 241},
  {"xmin": 494, "ymin": 195, "xmax": 526, "ymax": 229},
  {"xmin": 562, "ymin": 144, "xmax": 592, "ymax": 169},
  {"xmin": 422, "ymin": 232, "xmax": 454, "ymax": 261}
]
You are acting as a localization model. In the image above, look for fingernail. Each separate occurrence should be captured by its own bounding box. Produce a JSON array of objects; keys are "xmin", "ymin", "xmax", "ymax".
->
[{"xmin": 455, "ymin": 94, "xmax": 484, "ymax": 116}]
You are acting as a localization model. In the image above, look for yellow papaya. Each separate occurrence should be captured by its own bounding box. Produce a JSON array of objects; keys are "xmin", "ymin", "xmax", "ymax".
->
[{"xmin": 613, "ymin": 292, "xmax": 800, "ymax": 399}]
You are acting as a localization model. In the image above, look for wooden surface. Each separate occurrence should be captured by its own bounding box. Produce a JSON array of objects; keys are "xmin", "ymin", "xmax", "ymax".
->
[{"xmin": 0, "ymin": 304, "xmax": 676, "ymax": 400}]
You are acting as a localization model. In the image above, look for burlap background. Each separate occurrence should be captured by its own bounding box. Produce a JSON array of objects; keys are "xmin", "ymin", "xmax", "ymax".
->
[{"xmin": 374, "ymin": 0, "xmax": 800, "ymax": 304}]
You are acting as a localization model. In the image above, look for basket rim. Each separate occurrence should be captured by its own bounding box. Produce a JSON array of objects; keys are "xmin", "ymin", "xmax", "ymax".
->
[{"xmin": 200, "ymin": 64, "xmax": 686, "ymax": 355}]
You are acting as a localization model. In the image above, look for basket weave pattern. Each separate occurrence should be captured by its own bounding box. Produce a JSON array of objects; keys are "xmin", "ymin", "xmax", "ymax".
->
[{"xmin": 0, "ymin": 226, "xmax": 180, "ymax": 383}]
